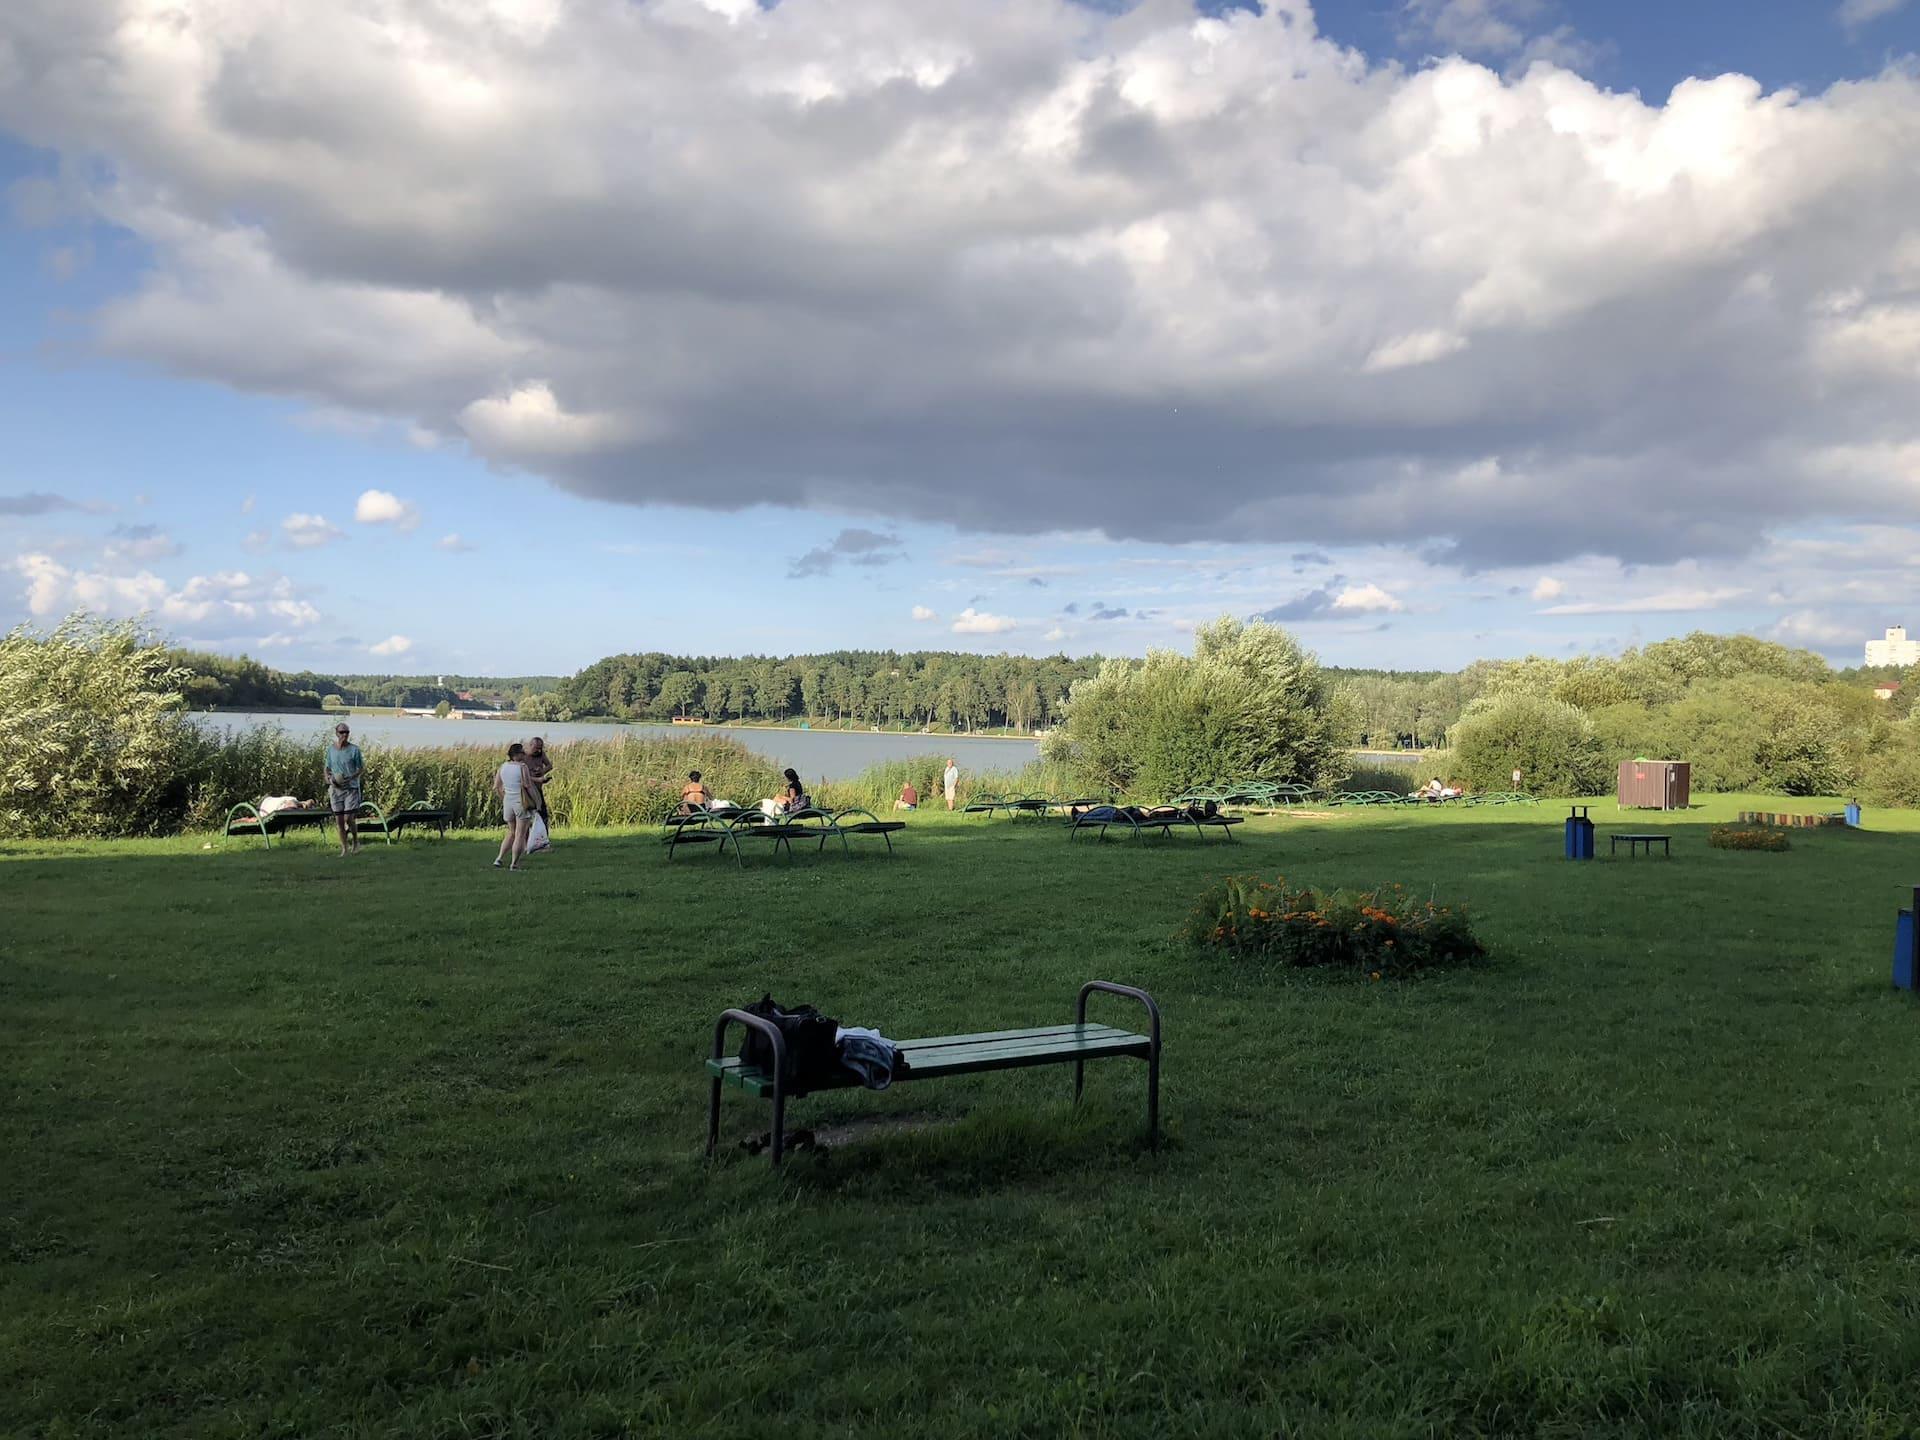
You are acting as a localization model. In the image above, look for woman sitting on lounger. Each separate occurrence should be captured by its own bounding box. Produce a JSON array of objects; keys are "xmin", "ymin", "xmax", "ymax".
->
[
  {"xmin": 680, "ymin": 770, "xmax": 712, "ymax": 814},
  {"xmin": 766, "ymin": 768, "xmax": 809, "ymax": 815}
]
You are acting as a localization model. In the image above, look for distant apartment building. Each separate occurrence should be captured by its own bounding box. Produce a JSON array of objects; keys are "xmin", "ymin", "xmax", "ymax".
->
[{"xmin": 1866, "ymin": 627, "xmax": 1920, "ymax": 667}]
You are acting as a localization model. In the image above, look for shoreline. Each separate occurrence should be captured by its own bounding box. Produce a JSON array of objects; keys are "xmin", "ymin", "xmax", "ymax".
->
[{"xmin": 207, "ymin": 707, "xmax": 1044, "ymax": 741}]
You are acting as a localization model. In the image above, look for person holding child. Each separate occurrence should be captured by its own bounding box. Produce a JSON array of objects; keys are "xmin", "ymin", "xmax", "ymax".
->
[{"xmin": 493, "ymin": 742, "xmax": 535, "ymax": 871}]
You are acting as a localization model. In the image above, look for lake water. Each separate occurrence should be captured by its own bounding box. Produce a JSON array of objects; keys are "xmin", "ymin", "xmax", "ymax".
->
[
  {"xmin": 195, "ymin": 713, "xmax": 1431, "ymax": 783},
  {"xmin": 194, "ymin": 711, "xmax": 1041, "ymax": 782}
]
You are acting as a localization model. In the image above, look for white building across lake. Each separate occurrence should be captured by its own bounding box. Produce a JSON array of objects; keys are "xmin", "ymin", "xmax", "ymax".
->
[{"xmin": 1865, "ymin": 627, "xmax": 1920, "ymax": 667}]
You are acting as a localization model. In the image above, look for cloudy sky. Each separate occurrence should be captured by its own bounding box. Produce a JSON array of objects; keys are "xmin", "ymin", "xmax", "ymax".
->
[{"xmin": 2, "ymin": 0, "xmax": 1918, "ymax": 676}]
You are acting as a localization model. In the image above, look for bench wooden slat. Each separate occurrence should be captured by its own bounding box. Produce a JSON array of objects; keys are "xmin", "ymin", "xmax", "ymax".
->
[
  {"xmin": 903, "ymin": 1033, "xmax": 1150, "ymax": 1074},
  {"xmin": 707, "ymin": 1025, "xmax": 1150, "ymax": 1097},
  {"xmin": 707, "ymin": 1023, "xmax": 1134, "ymax": 1076},
  {"xmin": 895, "ymin": 1022, "xmax": 1133, "ymax": 1050}
]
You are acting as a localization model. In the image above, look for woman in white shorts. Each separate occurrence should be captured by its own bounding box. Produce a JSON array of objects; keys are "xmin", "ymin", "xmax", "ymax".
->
[{"xmin": 492, "ymin": 741, "xmax": 534, "ymax": 870}]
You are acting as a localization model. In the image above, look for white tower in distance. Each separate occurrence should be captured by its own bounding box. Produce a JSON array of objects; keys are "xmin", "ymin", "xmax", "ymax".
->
[{"xmin": 1865, "ymin": 627, "xmax": 1920, "ymax": 667}]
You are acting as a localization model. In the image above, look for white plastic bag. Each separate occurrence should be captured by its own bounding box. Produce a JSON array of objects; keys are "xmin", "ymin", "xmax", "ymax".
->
[{"xmin": 525, "ymin": 812, "xmax": 551, "ymax": 855}]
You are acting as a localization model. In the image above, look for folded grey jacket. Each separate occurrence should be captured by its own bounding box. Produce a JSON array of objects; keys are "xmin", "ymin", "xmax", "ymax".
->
[{"xmin": 835, "ymin": 1026, "xmax": 901, "ymax": 1090}]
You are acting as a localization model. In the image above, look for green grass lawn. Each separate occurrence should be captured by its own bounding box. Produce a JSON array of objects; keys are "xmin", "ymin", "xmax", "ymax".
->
[{"xmin": 7, "ymin": 797, "xmax": 1920, "ymax": 1437}]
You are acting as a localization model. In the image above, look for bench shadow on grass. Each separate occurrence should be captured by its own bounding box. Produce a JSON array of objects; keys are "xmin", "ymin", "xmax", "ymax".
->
[{"xmin": 710, "ymin": 1095, "xmax": 1169, "ymax": 1195}]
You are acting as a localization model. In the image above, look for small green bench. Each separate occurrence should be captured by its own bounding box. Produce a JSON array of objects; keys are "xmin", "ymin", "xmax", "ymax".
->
[
  {"xmin": 1611, "ymin": 832, "xmax": 1672, "ymax": 858},
  {"xmin": 707, "ymin": 981, "xmax": 1161, "ymax": 1167}
]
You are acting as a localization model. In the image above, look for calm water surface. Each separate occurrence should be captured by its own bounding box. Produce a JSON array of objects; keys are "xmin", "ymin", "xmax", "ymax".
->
[{"xmin": 195, "ymin": 711, "xmax": 1040, "ymax": 782}]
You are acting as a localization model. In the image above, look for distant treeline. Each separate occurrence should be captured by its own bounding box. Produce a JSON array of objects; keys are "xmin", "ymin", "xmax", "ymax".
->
[
  {"xmin": 170, "ymin": 637, "xmax": 1917, "ymax": 759},
  {"xmin": 170, "ymin": 649, "xmax": 560, "ymax": 713},
  {"xmin": 22, "ymin": 614, "xmax": 1920, "ymax": 842},
  {"xmin": 531, "ymin": 650, "xmax": 1109, "ymax": 731}
]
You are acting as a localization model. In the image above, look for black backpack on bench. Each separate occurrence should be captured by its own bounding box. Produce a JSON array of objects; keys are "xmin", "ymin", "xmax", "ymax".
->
[{"xmin": 737, "ymin": 995, "xmax": 843, "ymax": 1091}]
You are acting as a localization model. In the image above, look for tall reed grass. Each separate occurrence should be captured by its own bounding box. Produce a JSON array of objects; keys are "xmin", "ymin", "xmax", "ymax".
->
[
  {"xmin": 1333, "ymin": 754, "xmax": 1451, "ymax": 795},
  {"xmin": 810, "ymin": 754, "xmax": 1083, "ymax": 813},
  {"xmin": 186, "ymin": 731, "xmax": 787, "ymax": 831}
]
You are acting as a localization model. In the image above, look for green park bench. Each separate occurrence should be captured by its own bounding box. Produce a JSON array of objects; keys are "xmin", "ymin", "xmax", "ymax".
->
[{"xmin": 706, "ymin": 981, "xmax": 1161, "ymax": 1167}]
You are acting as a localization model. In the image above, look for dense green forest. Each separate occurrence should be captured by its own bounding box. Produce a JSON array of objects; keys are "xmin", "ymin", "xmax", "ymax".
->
[{"xmin": 534, "ymin": 650, "xmax": 1106, "ymax": 730}]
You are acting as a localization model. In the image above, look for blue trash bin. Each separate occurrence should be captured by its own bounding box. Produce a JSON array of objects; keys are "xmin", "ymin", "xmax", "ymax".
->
[
  {"xmin": 1847, "ymin": 802, "xmax": 1862, "ymax": 827},
  {"xmin": 1895, "ymin": 907, "xmax": 1917, "ymax": 990},
  {"xmin": 1564, "ymin": 805, "xmax": 1595, "ymax": 861}
]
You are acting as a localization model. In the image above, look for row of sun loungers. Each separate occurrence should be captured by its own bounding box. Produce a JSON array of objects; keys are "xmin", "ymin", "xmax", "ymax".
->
[
  {"xmin": 663, "ymin": 805, "xmax": 907, "ymax": 866},
  {"xmin": 962, "ymin": 793, "xmax": 1110, "ymax": 818},
  {"xmin": 1063, "ymin": 805, "xmax": 1244, "ymax": 843},
  {"xmin": 1323, "ymin": 789, "xmax": 1539, "ymax": 807},
  {"xmin": 1173, "ymin": 781, "xmax": 1539, "ymax": 809},
  {"xmin": 222, "ymin": 798, "xmax": 452, "ymax": 849}
]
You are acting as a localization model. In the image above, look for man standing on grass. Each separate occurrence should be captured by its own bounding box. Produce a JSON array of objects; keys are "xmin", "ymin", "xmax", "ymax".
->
[
  {"xmin": 944, "ymin": 757, "xmax": 959, "ymax": 811},
  {"xmin": 325, "ymin": 722, "xmax": 365, "ymax": 857}
]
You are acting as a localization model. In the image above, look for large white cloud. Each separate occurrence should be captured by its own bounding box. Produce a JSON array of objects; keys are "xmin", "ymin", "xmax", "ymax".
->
[
  {"xmin": 3, "ymin": 0, "xmax": 1920, "ymax": 567},
  {"xmin": 12, "ymin": 554, "xmax": 322, "ymax": 636}
]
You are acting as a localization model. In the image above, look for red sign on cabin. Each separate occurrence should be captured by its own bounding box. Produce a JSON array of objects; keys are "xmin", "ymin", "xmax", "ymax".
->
[{"xmin": 1618, "ymin": 760, "xmax": 1690, "ymax": 810}]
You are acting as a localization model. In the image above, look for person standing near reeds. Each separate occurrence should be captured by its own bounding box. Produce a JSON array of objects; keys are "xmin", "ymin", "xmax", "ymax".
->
[
  {"xmin": 525, "ymin": 736, "xmax": 553, "ymax": 835},
  {"xmin": 324, "ymin": 722, "xmax": 364, "ymax": 857},
  {"xmin": 943, "ymin": 757, "xmax": 959, "ymax": 811},
  {"xmin": 493, "ymin": 742, "xmax": 534, "ymax": 870}
]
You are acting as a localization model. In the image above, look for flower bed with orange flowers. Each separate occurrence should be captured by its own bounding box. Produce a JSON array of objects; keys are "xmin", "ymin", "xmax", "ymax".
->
[{"xmin": 1185, "ymin": 875, "xmax": 1485, "ymax": 974}]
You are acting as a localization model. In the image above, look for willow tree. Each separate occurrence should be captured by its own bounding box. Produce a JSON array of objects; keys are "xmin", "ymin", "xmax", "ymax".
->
[
  {"xmin": 1043, "ymin": 616, "xmax": 1347, "ymax": 799},
  {"xmin": 0, "ymin": 614, "xmax": 204, "ymax": 837}
]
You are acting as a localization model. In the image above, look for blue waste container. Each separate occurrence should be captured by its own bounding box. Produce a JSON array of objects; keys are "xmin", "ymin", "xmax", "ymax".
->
[
  {"xmin": 1564, "ymin": 805, "xmax": 1595, "ymax": 861},
  {"xmin": 1846, "ymin": 802, "xmax": 1862, "ymax": 827},
  {"xmin": 1895, "ymin": 905, "xmax": 1917, "ymax": 990}
]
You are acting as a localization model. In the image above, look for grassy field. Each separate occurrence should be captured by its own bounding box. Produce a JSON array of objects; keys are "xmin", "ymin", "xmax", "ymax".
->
[{"xmin": 6, "ymin": 796, "xmax": 1920, "ymax": 1437}]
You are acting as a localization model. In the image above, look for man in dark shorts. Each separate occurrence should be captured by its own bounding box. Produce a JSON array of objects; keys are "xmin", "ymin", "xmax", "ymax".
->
[{"xmin": 324, "ymin": 722, "xmax": 365, "ymax": 856}]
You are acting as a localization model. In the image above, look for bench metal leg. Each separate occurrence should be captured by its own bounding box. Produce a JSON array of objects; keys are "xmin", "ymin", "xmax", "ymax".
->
[
  {"xmin": 1075, "ymin": 981, "xmax": 1163, "ymax": 1149},
  {"xmin": 1147, "ymin": 1045, "xmax": 1160, "ymax": 1147},
  {"xmin": 709, "ymin": 1009, "xmax": 790, "ymax": 1167}
]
